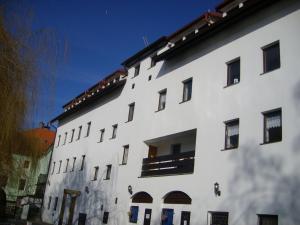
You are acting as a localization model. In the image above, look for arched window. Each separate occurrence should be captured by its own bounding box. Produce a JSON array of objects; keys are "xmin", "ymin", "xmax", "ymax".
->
[
  {"xmin": 131, "ymin": 192, "xmax": 153, "ymax": 203},
  {"xmin": 163, "ymin": 191, "xmax": 191, "ymax": 204}
]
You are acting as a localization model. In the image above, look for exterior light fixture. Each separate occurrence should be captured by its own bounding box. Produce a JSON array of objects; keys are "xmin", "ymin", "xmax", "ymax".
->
[
  {"xmin": 128, "ymin": 185, "xmax": 133, "ymax": 195},
  {"xmin": 214, "ymin": 182, "xmax": 221, "ymax": 196}
]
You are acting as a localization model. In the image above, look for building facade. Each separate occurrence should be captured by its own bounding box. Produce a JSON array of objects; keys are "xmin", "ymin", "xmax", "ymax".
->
[{"xmin": 42, "ymin": 0, "xmax": 300, "ymax": 224}]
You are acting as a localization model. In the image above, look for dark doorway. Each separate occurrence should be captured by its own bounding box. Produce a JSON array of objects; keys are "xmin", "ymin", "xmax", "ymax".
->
[
  {"xmin": 180, "ymin": 211, "xmax": 191, "ymax": 225},
  {"xmin": 78, "ymin": 213, "xmax": 86, "ymax": 225},
  {"xmin": 143, "ymin": 208, "xmax": 152, "ymax": 225}
]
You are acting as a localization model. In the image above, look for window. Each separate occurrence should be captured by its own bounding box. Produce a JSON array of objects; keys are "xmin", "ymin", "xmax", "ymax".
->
[
  {"xmin": 86, "ymin": 122, "xmax": 91, "ymax": 137},
  {"xmin": 51, "ymin": 162, "xmax": 56, "ymax": 174},
  {"xmin": 224, "ymin": 119, "xmax": 239, "ymax": 149},
  {"xmin": 105, "ymin": 165, "xmax": 112, "ymax": 180},
  {"xmin": 99, "ymin": 129, "xmax": 105, "ymax": 142},
  {"xmin": 150, "ymin": 54, "xmax": 156, "ymax": 68},
  {"xmin": 208, "ymin": 212, "xmax": 228, "ymax": 225},
  {"xmin": 18, "ymin": 179, "xmax": 26, "ymax": 190},
  {"xmin": 103, "ymin": 212, "xmax": 109, "ymax": 224},
  {"xmin": 158, "ymin": 89, "xmax": 167, "ymax": 111},
  {"xmin": 56, "ymin": 135, "xmax": 61, "ymax": 147},
  {"xmin": 148, "ymin": 75, "xmax": 152, "ymax": 81},
  {"xmin": 57, "ymin": 160, "xmax": 62, "ymax": 174},
  {"xmin": 171, "ymin": 144, "xmax": 181, "ymax": 155},
  {"xmin": 63, "ymin": 132, "xmax": 67, "ymax": 145},
  {"xmin": 23, "ymin": 160, "xmax": 30, "ymax": 169},
  {"xmin": 77, "ymin": 126, "xmax": 82, "ymax": 140},
  {"xmin": 263, "ymin": 41, "xmax": 280, "ymax": 73},
  {"xmin": 70, "ymin": 129, "xmax": 75, "ymax": 142},
  {"xmin": 64, "ymin": 159, "xmax": 69, "ymax": 173},
  {"xmin": 128, "ymin": 103, "xmax": 135, "ymax": 122},
  {"xmin": 122, "ymin": 145, "xmax": 129, "ymax": 165},
  {"xmin": 227, "ymin": 58, "xmax": 240, "ymax": 86},
  {"xmin": 182, "ymin": 78, "xmax": 193, "ymax": 102},
  {"xmin": 47, "ymin": 196, "xmax": 52, "ymax": 210},
  {"xmin": 93, "ymin": 166, "xmax": 99, "ymax": 181},
  {"xmin": 80, "ymin": 155, "xmax": 85, "ymax": 171},
  {"xmin": 111, "ymin": 124, "xmax": 118, "ymax": 139},
  {"xmin": 134, "ymin": 64, "xmax": 140, "ymax": 77},
  {"xmin": 258, "ymin": 214, "xmax": 278, "ymax": 225},
  {"xmin": 132, "ymin": 83, "xmax": 135, "ymax": 89},
  {"xmin": 53, "ymin": 197, "xmax": 58, "ymax": 211},
  {"xmin": 71, "ymin": 157, "xmax": 76, "ymax": 172},
  {"xmin": 129, "ymin": 206, "xmax": 139, "ymax": 223},
  {"xmin": 263, "ymin": 109, "xmax": 282, "ymax": 143}
]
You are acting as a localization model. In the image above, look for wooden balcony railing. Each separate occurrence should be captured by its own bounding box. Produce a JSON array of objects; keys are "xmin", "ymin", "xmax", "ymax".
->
[{"xmin": 141, "ymin": 151, "xmax": 195, "ymax": 177}]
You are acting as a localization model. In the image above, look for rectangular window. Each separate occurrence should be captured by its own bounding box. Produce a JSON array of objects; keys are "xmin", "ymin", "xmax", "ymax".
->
[
  {"xmin": 18, "ymin": 179, "xmax": 26, "ymax": 190},
  {"xmin": 263, "ymin": 41, "xmax": 280, "ymax": 73},
  {"xmin": 77, "ymin": 126, "xmax": 82, "ymax": 140},
  {"xmin": 64, "ymin": 159, "xmax": 69, "ymax": 173},
  {"xmin": 80, "ymin": 155, "xmax": 85, "ymax": 171},
  {"xmin": 23, "ymin": 160, "xmax": 30, "ymax": 169},
  {"xmin": 51, "ymin": 162, "xmax": 56, "ymax": 175},
  {"xmin": 103, "ymin": 212, "xmax": 109, "ymax": 224},
  {"xmin": 56, "ymin": 135, "xmax": 61, "ymax": 147},
  {"xmin": 99, "ymin": 129, "xmax": 105, "ymax": 142},
  {"xmin": 71, "ymin": 157, "xmax": 76, "ymax": 172},
  {"xmin": 263, "ymin": 109, "xmax": 282, "ymax": 143},
  {"xmin": 93, "ymin": 166, "xmax": 99, "ymax": 181},
  {"xmin": 208, "ymin": 212, "xmax": 228, "ymax": 225},
  {"xmin": 227, "ymin": 58, "xmax": 240, "ymax": 86},
  {"xmin": 53, "ymin": 197, "xmax": 58, "ymax": 211},
  {"xmin": 111, "ymin": 124, "xmax": 118, "ymax": 139},
  {"xmin": 105, "ymin": 165, "xmax": 112, "ymax": 180},
  {"xmin": 225, "ymin": 119, "xmax": 239, "ymax": 149},
  {"xmin": 86, "ymin": 122, "xmax": 91, "ymax": 137},
  {"xmin": 134, "ymin": 64, "xmax": 140, "ymax": 77},
  {"xmin": 70, "ymin": 129, "xmax": 75, "ymax": 142},
  {"xmin": 171, "ymin": 144, "xmax": 181, "ymax": 155},
  {"xmin": 258, "ymin": 214, "xmax": 278, "ymax": 225},
  {"xmin": 47, "ymin": 196, "xmax": 52, "ymax": 210},
  {"xmin": 57, "ymin": 160, "xmax": 62, "ymax": 174},
  {"xmin": 182, "ymin": 78, "xmax": 193, "ymax": 102},
  {"xmin": 129, "ymin": 206, "xmax": 139, "ymax": 223},
  {"xmin": 63, "ymin": 132, "xmax": 67, "ymax": 145},
  {"xmin": 150, "ymin": 54, "xmax": 157, "ymax": 68},
  {"xmin": 158, "ymin": 89, "xmax": 167, "ymax": 111},
  {"xmin": 122, "ymin": 145, "xmax": 129, "ymax": 165},
  {"xmin": 128, "ymin": 103, "xmax": 135, "ymax": 122}
]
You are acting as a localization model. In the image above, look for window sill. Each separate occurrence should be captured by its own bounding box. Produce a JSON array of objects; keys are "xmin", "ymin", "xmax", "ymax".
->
[
  {"xmin": 103, "ymin": 178, "xmax": 110, "ymax": 181},
  {"xmin": 119, "ymin": 163, "xmax": 127, "ymax": 166},
  {"xmin": 260, "ymin": 67, "xmax": 280, "ymax": 76},
  {"xmin": 260, "ymin": 140, "xmax": 282, "ymax": 145},
  {"xmin": 155, "ymin": 108, "xmax": 165, "ymax": 113},
  {"xmin": 110, "ymin": 137, "xmax": 116, "ymax": 140},
  {"xmin": 221, "ymin": 147, "xmax": 238, "ymax": 151},
  {"xmin": 125, "ymin": 120, "xmax": 133, "ymax": 123},
  {"xmin": 223, "ymin": 82, "xmax": 240, "ymax": 88},
  {"xmin": 179, "ymin": 99, "xmax": 191, "ymax": 104},
  {"xmin": 97, "ymin": 141, "xmax": 103, "ymax": 143}
]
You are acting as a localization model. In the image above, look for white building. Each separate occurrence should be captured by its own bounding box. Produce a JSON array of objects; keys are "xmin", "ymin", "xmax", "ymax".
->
[{"xmin": 42, "ymin": 0, "xmax": 300, "ymax": 224}]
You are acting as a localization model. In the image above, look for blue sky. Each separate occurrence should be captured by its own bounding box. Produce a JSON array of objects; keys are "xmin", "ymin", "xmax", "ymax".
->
[{"xmin": 27, "ymin": 0, "xmax": 221, "ymax": 125}]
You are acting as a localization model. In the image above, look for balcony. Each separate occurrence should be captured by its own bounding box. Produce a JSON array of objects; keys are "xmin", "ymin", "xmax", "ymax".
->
[
  {"xmin": 141, "ymin": 151, "xmax": 195, "ymax": 177},
  {"xmin": 141, "ymin": 129, "xmax": 196, "ymax": 177}
]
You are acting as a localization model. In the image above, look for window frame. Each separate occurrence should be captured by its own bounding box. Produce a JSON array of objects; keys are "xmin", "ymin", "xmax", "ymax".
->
[
  {"xmin": 103, "ymin": 212, "xmax": 109, "ymax": 224},
  {"xmin": 258, "ymin": 214, "xmax": 278, "ymax": 225},
  {"xmin": 134, "ymin": 64, "xmax": 140, "ymax": 77},
  {"xmin": 64, "ymin": 158, "xmax": 69, "ymax": 173},
  {"xmin": 86, "ymin": 122, "xmax": 91, "ymax": 137},
  {"xmin": 262, "ymin": 108, "xmax": 282, "ymax": 144},
  {"xmin": 226, "ymin": 57, "xmax": 240, "ymax": 87},
  {"xmin": 51, "ymin": 162, "xmax": 56, "ymax": 175},
  {"xmin": 181, "ymin": 78, "xmax": 193, "ymax": 103},
  {"xmin": 47, "ymin": 196, "xmax": 52, "ymax": 210},
  {"xmin": 224, "ymin": 118, "xmax": 239, "ymax": 150},
  {"xmin": 53, "ymin": 197, "xmax": 58, "ymax": 211},
  {"xmin": 127, "ymin": 103, "xmax": 135, "ymax": 122},
  {"xmin": 18, "ymin": 178, "xmax": 26, "ymax": 191},
  {"xmin": 129, "ymin": 206, "xmax": 139, "ymax": 223},
  {"xmin": 99, "ymin": 129, "xmax": 105, "ymax": 142},
  {"xmin": 80, "ymin": 155, "xmax": 85, "ymax": 171},
  {"xmin": 122, "ymin": 145, "xmax": 129, "ymax": 165},
  {"xmin": 262, "ymin": 40, "xmax": 280, "ymax": 74},
  {"xmin": 57, "ymin": 160, "xmax": 62, "ymax": 174},
  {"xmin": 70, "ymin": 129, "xmax": 75, "ymax": 143},
  {"xmin": 157, "ymin": 89, "xmax": 167, "ymax": 111},
  {"xmin": 77, "ymin": 126, "xmax": 82, "ymax": 140},
  {"xmin": 208, "ymin": 211, "xmax": 229, "ymax": 225},
  {"xmin": 111, "ymin": 124, "xmax": 118, "ymax": 139},
  {"xmin": 56, "ymin": 135, "xmax": 61, "ymax": 147},
  {"xmin": 105, "ymin": 165, "xmax": 112, "ymax": 180},
  {"xmin": 23, "ymin": 160, "xmax": 30, "ymax": 169},
  {"xmin": 63, "ymin": 132, "xmax": 68, "ymax": 145},
  {"xmin": 71, "ymin": 157, "xmax": 76, "ymax": 172},
  {"xmin": 93, "ymin": 166, "xmax": 99, "ymax": 181}
]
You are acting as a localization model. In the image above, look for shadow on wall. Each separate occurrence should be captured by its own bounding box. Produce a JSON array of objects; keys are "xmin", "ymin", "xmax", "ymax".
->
[
  {"xmin": 222, "ymin": 141, "xmax": 300, "ymax": 225},
  {"xmin": 47, "ymin": 155, "xmax": 122, "ymax": 225},
  {"xmin": 293, "ymin": 80, "xmax": 300, "ymax": 153},
  {"xmin": 156, "ymin": 0, "xmax": 300, "ymax": 78}
]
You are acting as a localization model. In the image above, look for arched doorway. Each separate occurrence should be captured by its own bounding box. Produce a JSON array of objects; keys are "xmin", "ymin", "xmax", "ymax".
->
[{"xmin": 130, "ymin": 192, "xmax": 153, "ymax": 225}]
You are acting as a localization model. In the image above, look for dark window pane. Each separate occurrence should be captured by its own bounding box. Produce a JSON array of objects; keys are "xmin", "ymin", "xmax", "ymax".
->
[
  {"xmin": 264, "ymin": 109, "xmax": 282, "ymax": 143},
  {"xmin": 183, "ymin": 79, "xmax": 193, "ymax": 102},
  {"xmin": 210, "ymin": 212, "xmax": 228, "ymax": 225},
  {"xmin": 103, "ymin": 212, "xmax": 109, "ymax": 224},
  {"xmin": 129, "ymin": 206, "xmax": 139, "ymax": 223},
  {"xmin": 227, "ymin": 59, "xmax": 240, "ymax": 85},
  {"xmin": 225, "ymin": 120, "xmax": 239, "ymax": 149},
  {"xmin": 264, "ymin": 42, "xmax": 280, "ymax": 73},
  {"xmin": 259, "ymin": 215, "xmax": 278, "ymax": 225},
  {"xmin": 128, "ymin": 103, "xmax": 135, "ymax": 121}
]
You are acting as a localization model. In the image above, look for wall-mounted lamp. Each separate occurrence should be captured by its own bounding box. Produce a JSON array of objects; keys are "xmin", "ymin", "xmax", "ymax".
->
[
  {"xmin": 214, "ymin": 182, "xmax": 221, "ymax": 196},
  {"xmin": 128, "ymin": 185, "xmax": 133, "ymax": 195}
]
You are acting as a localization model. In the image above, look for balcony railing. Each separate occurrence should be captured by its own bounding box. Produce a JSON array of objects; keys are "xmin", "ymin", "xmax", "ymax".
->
[{"xmin": 141, "ymin": 151, "xmax": 195, "ymax": 177}]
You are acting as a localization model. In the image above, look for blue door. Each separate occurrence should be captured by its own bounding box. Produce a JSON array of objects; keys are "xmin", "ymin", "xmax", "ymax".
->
[{"xmin": 162, "ymin": 208, "xmax": 174, "ymax": 225}]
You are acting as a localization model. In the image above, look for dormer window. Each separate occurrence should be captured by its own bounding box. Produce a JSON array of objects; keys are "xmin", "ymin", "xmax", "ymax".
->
[{"xmin": 134, "ymin": 64, "xmax": 140, "ymax": 77}]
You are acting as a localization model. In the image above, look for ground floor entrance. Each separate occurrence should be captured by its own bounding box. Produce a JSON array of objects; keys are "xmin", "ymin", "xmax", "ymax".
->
[{"xmin": 58, "ymin": 189, "xmax": 80, "ymax": 225}]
